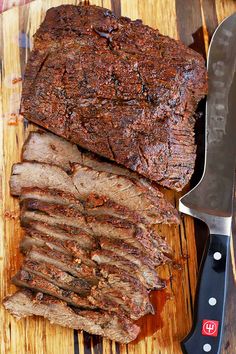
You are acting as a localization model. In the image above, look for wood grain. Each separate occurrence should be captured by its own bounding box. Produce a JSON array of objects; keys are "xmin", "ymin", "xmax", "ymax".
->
[{"xmin": 0, "ymin": 1, "xmax": 235, "ymax": 354}]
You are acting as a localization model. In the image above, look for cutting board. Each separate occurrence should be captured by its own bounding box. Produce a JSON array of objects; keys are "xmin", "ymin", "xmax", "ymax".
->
[{"xmin": 0, "ymin": 1, "xmax": 235, "ymax": 353}]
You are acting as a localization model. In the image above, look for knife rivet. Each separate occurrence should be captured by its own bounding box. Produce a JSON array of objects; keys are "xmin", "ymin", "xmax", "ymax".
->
[
  {"xmin": 208, "ymin": 297, "xmax": 217, "ymax": 306},
  {"xmin": 213, "ymin": 252, "xmax": 222, "ymax": 260},
  {"xmin": 203, "ymin": 344, "xmax": 212, "ymax": 352}
]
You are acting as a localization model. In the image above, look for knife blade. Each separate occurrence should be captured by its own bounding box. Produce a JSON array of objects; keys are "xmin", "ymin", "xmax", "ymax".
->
[{"xmin": 180, "ymin": 13, "xmax": 236, "ymax": 354}]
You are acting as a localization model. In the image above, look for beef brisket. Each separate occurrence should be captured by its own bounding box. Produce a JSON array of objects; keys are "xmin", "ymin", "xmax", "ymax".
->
[
  {"xmin": 3, "ymin": 290, "xmax": 140, "ymax": 343},
  {"xmin": 25, "ymin": 246, "xmax": 99, "ymax": 285},
  {"xmin": 10, "ymin": 162, "xmax": 81, "ymax": 200},
  {"xmin": 22, "ymin": 220, "xmax": 97, "ymax": 251},
  {"xmin": 12, "ymin": 270, "xmax": 96, "ymax": 309},
  {"xmin": 23, "ymin": 130, "xmax": 83, "ymax": 172},
  {"xmin": 21, "ymin": 199, "xmax": 171, "ymax": 264},
  {"xmin": 91, "ymin": 249, "xmax": 165, "ymax": 290},
  {"xmin": 72, "ymin": 164, "xmax": 179, "ymax": 224},
  {"xmin": 21, "ymin": 131, "xmax": 179, "ymax": 224},
  {"xmin": 88, "ymin": 265, "xmax": 154, "ymax": 320},
  {"xmin": 21, "ymin": 4, "xmax": 207, "ymax": 190},
  {"xmin": 23, "ymin": 259, "xmax": 92, "ymax": 296}
]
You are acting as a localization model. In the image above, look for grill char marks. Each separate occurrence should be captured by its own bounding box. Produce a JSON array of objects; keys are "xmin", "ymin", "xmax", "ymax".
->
[
  {"xmin": 21, "ymin": 5, "xmax": 207, "ymax": 191},
  {"xmin": 5, "ymin": 129, "xmax": 179, "ymax": 341}
]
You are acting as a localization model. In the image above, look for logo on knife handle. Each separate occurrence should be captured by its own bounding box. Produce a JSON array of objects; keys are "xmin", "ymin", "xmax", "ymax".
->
[{"xmin": 202, "ymin": 320, "xmax": 219, "ymax": 337}]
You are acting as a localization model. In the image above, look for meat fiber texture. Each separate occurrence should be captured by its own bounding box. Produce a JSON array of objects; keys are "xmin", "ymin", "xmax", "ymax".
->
[
  {"xmin": 4, "ymin": 130, "xmax": 181, "ymax": 342},
  {"xmin": 21, "ymin": 4, "xmax": 207, "ymax": 191}
]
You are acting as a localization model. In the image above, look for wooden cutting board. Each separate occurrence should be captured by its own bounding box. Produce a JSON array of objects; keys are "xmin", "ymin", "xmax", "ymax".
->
[{"xmin": 0, "ymin": 1, "xmax": 235, "ymax": 353}]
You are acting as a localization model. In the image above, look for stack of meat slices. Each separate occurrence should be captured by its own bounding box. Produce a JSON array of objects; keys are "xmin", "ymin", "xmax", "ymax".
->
[{"xmin": 4, "ymin": 130, "xmax": 179, "ymax": 343}]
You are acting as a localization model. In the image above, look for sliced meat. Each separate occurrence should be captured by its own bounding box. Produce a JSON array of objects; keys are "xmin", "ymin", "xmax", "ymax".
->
[
  {"xmin": 21, "ymin": 210, "xmax": 92, "ymax": 234},
  {"xmin": 20, "ymin": 235, "xmax": 95, "ymax": 268},
  {"xmin": 22, "ymin": 131, "xmax": 179, "ymax": 225},
  {"xmin": 25, "ymin": 246, "xmax": 99, "ymax": 285},
  {"xmin": 72, "ymin": 165, "xmax": 179, "ymax": 225},
  {"xmin": 10, "ymin": 162, "xmax": 81, "ymax": 202},
  {"xmin": 82, "ymin": 193, "xmax": 148, "ymax": 224},
  {"xmin": 21, "ymin": 200, "xmax": 171, "ymax": 263},
  {"xmin": 88, "ymin": 265, "xmax": 153, "ymax": 320},
  {"xmin": 20, "ymin": 187, "xmax": 81, "ymax": 209},
  {"xmin": 91, "ymin": 249, "xmax": 165, "ymax": 290},
  {"xmin": 23, "ymin": 259, "xmax": 92, "ymax": 296},
  {"xmin": 22, "ymin": 220, "xmax": 96, "ymax": 250},
  {"xmin": 3, "ymin": 290, "xmax": 140, "ymax": 343},
  {"xmin": 22, "ymin": 130, "xmax": 83, "ymax": 172},
  {"xmin": 87, "ymin": 214, "xmax": 172, "ymax": 261},
  {"xmin": 100, "ymin": 237, "xmax": 162, "ymax": 268},
  {"xmin": 12, "ymin": 269, "xmax": 96, "ymax": 309}
]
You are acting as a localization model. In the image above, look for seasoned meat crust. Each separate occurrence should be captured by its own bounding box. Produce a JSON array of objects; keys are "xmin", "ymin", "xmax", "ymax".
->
[{"xmin": 21, "ymin": 4, "xmax": 207, "ymax": 190}]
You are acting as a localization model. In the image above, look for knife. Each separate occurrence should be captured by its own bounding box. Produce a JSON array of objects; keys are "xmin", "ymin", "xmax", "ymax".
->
[{"xmin": 180, "ymin": 13, "xmax": 236, "ymax": 354}]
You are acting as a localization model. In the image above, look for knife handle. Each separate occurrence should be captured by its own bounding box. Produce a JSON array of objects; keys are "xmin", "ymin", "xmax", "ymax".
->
[{"xmin": 181, "ymin": 234, "xmax": 230, "ymax": 354}]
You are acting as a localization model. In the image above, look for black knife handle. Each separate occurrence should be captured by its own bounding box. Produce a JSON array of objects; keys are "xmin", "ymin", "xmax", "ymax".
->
[{"xmin": 181, "ymin": 234, "xmax": 230, "ymax": 354}]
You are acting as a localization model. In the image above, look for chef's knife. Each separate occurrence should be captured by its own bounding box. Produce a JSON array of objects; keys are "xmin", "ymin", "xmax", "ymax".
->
[{"xmin": 180, "ymin": 13, "xmax": 236, "ymax": 354}]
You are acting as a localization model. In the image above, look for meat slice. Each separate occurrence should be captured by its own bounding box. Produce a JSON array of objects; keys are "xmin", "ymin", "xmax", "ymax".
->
[
  {"xmin": 91, "ymin": 249, "xmax": 165, "ymax": 290},
  {"xmin": 22, "ymin": 131, "xmax": 170, "ymax": 199},
  {"xmin": 20, "ymin": 235, "xmax": 95, "ymax": 268},
  {"xmin": 21, "ymin": 210, "xmax": 92, "ymax": 233},
  {"xmin": 23, "ymin": 130, "xmax": 83, "ymax": 172},
  {"xmin": 23, "ymin": 259, "xmax": 92, "ymax": 296},
  {"xmin": 22, "ymin": 131, "xmax": 179, "ymax": 225},
  {"xmin": 99, "ymin": 238, "xmax": 166, "ymax": 290},
  {"xmin": 88, "ymin": 265, "xmax": 153, "ymax": 320},
  {"xmin": 10, "ymin": 162, "xmax": 81, "ymax": 202},
  {"xmin": 20, "ymin": 187, "xmax": 81, "ymax": 209},
  {"xmin": 72, "ymin": 164, "xmax": 179, "ymax": 225},
  {"xmin": 23, "ymin": 221, "xmax": 98, "ymax": 250},
  {"xmin": 100, "ymin": 237, "xmax": 162, "ymax": 268},
  {"xmin": 21, "ymin": 200, "xmax": 171, "ymax": 263},
  {"xmin": 25, "ymin": 246, "xmax": 99, "ymax": 285},
  {"xmin": 12, "ymin": 270, "xmax": 96, "ymax": 309},
  {"xmin": 3, "ymin": 290, "xmax": 140, "ymax": 343},
  {"xmin": 21, "ymin": 4, "xmax": 207, "ymax": 190}
]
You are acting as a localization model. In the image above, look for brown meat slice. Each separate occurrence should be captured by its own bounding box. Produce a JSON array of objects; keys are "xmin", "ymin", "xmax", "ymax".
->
[
  {"xmin": 12, "ymin": 269, "xmax": 96, "ymax": 309},
  {"xmin": 21, "ymin": 210, "xmax": 92, "ymax": 233},
  {"xmin": 100, "ymin": 237, "xmax": 161, "ymax": 268},
  {"xmin": 91, "ymin": 249, "xmax": 165, "ymax": 290},
  {"xmin": 22, "ymin": 220, "xmax": 96, "ymax": 250},
  {"xmin": 10, "ymin": 162, "xmax": 81, "ymax": 202},
  {"xmin": 23, "ymin": 259, "xmax": 92, "ymax": 296},
  {"xmin": 3, "ymin": 290, "xmax": 140, "ymax": 343},
  {"xmin": 87, "ymin": 215, "xmax": 172, "ymax": 261},
  {"xmin": 20, "ymin": 187, "xmax": 81, "ymax": 209},
  {"xmin": 25, "ymin": 246, "xmax": 99, "ymax": 285},
  {"xmin": 22, "ymin": 131, "xmax": 179, "ymax": 225},
  {"xmin": 82, "ymin": 193, "xmax": 149, "ymax": 224},
  {"xmin": 99, "ymin": 238, "xmax": 167, "ymax": 288},
  {"xmin": 22, "ymin": 130, "xmax": 83, "ymax": 172},
  {"xmin": 20, "ymin": 235, "xmax": 95, "ymax": 268},
  {"xmin": 72, "ymin": 165, "xmax": 179, "ymax": 225},
  {"xmin": 21, "ymin": 200, "xmax": 171, "ymax": 264},
  {"xmin": 88, "ymin": 265, "xmax": 153, "ymax": 320},
  {"xmin": 21, "ymin": 5, "xmax": 207, "ymax": 190}
]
